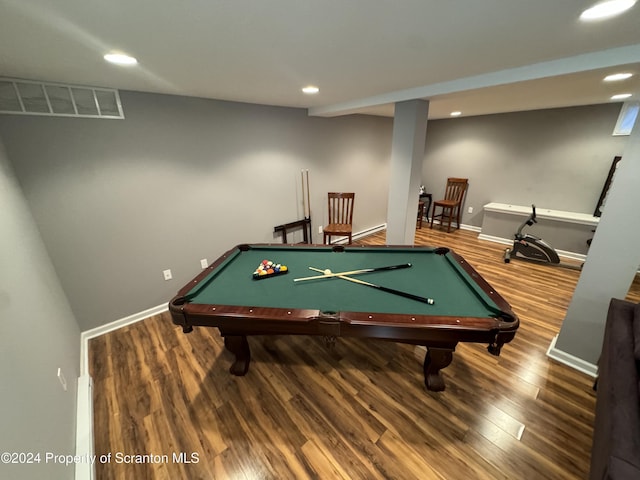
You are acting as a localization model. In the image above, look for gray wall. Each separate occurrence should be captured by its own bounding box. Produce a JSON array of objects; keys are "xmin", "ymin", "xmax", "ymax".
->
[
  {"xmin": 422, "ymin": 104, "xmax": 628, "ymax": 226},
  {"xmin": 0, "ymin": 92, "xmax": 393, "ymax": 331},
  {"xmin": 0, "ymin": 95, "xmax": 629, "ymax": 336},
  {"xmin": 556, "ymin": 120, "xmax": 640, "ymax": 364},
  {"xmin": 0, "ymin": 139, "xmax": 80, "ymax": 480}
]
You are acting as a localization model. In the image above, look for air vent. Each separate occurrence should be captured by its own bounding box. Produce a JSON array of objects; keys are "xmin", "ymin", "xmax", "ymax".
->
[{"xmin": 0, "ymin": 78, "xmax": 124, "ymax": 119}]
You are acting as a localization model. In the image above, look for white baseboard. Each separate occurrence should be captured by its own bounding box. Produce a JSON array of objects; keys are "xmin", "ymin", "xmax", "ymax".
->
[
  {"xmin": 555, "ymin": 249, "xmax": 587, "ymax": 262},
  {"xmin": 76, "ymin": 303, "xmax": 169, "ymax": 480},
  {"xmin": 333, "ymin": 222, "xmax": 480, "ymax": 242},
  {"xmin": 80, "ymin": 303, "xmax": 168, "ymax": 375},
  {"xmin": 477, "ymin": 233, "xmax": 512, "ymax": 245},
  {"xmin": 420, "ymin": 218, "xmax": 481, "ymax": 233},
  {"xmin": 355, "ymin": 224, "xmax": 387, "ymax": 240},
  {"xmin": 459, "ymin": 223, "xmax": 481, "ymax": 233},
  {"xmin": 81, "ymin": 302, "xmax": 169, "ymax": 340},
  {"xmin": 75, "ymin": 375, "xmax": 95, "ymax": 480},
  {"xmin": 328, "ymin": 223, "xmax": 387, "ymax": 244},
  {"xmin": 546, "ymin": 334, "xmax": 598, "ymax": 377},
  {"xmin": 477, "ymin": 233, "xmax": 586, "ymax": 262}
]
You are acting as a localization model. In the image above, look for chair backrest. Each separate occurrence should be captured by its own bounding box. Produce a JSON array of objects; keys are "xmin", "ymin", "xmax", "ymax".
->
[
  {"xmin": 443, "ymin": 178, "xmax": 468, "ymax": 203},
  {"xmin": 327, "ymin": 192, "xmax": 355, "ymax": 225}
]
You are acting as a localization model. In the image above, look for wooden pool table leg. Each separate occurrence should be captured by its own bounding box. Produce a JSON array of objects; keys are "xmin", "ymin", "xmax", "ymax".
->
[
  {"xmin": 423, "ymin": 347, "xmax": 454, "ymax": 392},
  {"xmin": 223, "ymin": 335, "xmax": 251, "ymax": 376}
]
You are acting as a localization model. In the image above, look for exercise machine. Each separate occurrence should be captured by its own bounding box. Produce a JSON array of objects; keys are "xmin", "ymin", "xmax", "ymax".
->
[{"xmin": 504, "ymin": 204, "xmax": 561, "ymax": 264}]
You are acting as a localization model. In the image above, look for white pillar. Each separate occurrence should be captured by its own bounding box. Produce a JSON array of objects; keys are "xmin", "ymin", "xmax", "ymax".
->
[
  {"xmin": 551, "ymin": 118, "xmax": 640, "ymax": 368},
  {"xmin": 386, "ymin": 99, "xmax": 429, "ymax": 245}
]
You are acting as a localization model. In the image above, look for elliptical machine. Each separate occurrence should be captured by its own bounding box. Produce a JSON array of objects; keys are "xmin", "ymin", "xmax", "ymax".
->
[{"xmin": 504, "ymin": 205, "xmax": 561, "ymax": 264}]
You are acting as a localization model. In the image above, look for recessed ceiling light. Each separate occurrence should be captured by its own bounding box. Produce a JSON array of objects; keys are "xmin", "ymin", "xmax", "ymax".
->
[
  {"xmin": 580, "ymin": 0, "xmax": 636, "ymax": 21},
  {"xmin": 450, "ymin": 111, "xmax": 462, "ymax": 116},
  {"xmin": 611, "ymin": 93, "xmax": 633, "ymax": 100},
  {"xmin": 604, "ymin": 72, "xmax": 634, "ymax": 81},
  {"xmin": 302, "ymin": 86, "xmax": 319, "ymax": 94},
  {"xmin": 104, "ymin": 53, "xmax": 138, "ymax": 66}
]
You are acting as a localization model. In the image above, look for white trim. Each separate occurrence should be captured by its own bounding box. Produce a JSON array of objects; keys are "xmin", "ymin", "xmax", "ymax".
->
[
  {"xmin": 328, "ymin": 223, "xmax": 387, "ymax": 244},
  {"xmin": 81, "ymin": 302, "xmax": 168, "ymax": 340},
  {"xmin": 332, "ymin": 221, "xmax": 479, "ymax": 241},
  {"xmin": 459, "ymin": 223, "xmax": 481, "ymax": 233},
  {"xmin": 477, "ymin": 233, "xmax": 512, "ymax": 245},
  {"xmin": 76, "ymin": 303, "xmax": 169, "ymax": 480},
  {"xmin": 424, "ymin": 218, "xmax": 481, "ymax": 233},
  {"xmin": 546, "ymin": 334, "xmax": 598, "ymax": 377},
  {"xmin": 355, "ymin": 223, "xmax": 387, "ymax": 239},
  {"xmin": 80, "ymin": 303, "xmax": 168, "ymax": 375},
  {"xmin": 309, "ymin": 44, "xmax": 640, "ymax": 116},
  {"xmin": 555, "ymin": 249, "xmax": 587, "ymax": 262},
  {"xmin": 478, "ymin": 232, "xmax": 587, "ymax": 262},
  {"xmin": 483, "ymin": 202, "xmax": 600, "ymax": 226},
  {"xmin": 75, "ymin": 375, "xmax": 95, "ymax": 480}
]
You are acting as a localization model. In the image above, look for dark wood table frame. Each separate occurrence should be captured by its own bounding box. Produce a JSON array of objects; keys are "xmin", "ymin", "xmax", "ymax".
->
[{"xmin": 169, "ymin": 244, "xmax": 519, "ymax": 392}]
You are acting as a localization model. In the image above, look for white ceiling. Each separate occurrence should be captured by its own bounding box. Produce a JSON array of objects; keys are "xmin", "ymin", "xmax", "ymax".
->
[{"xmin": 1, "ymin": 0, "xmax": 639, "ymax": 119}]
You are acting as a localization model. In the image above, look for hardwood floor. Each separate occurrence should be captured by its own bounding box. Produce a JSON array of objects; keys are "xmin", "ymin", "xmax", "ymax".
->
[{"xmin": 89, "ymin": 227, "xmax": 640, "ymax": 480}]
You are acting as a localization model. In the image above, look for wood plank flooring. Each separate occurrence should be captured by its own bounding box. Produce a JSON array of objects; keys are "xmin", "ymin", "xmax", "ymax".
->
[{"xmin": 89, "ymin": 227, "xmax": 640, "ymax": 480}]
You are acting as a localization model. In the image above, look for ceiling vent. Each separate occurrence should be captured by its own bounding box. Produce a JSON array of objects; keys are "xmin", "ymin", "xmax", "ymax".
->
[{"xmin": 0, "ymin": 78, "xmax": 124, "ymax": 119}]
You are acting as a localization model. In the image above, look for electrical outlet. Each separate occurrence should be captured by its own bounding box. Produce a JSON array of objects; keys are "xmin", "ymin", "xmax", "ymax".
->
[
  {"xmin": 468, "ymin": 206, "xmax": 473, "ymax": 214},
  {"xmin": 318, "ymin": 226, "xmax": 323, "ymax": 234},
  {"xmin": 57, "ymin": 367, "xmax": 67, "ymax": 391},
  {"xmin": 200, "ymin": 258, "xmax": 208, "ymax": 269},
  {"xmin": 163, "ymin": 269, "xmax": 172, "ymax": 280}
]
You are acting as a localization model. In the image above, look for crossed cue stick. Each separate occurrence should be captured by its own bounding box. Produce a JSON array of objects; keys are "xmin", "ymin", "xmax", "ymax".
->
[{"xmin": 293, "ymin": 263, "xmax": 434, "ymax": 305}]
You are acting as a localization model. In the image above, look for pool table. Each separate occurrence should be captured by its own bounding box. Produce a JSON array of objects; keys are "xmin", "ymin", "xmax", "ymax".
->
[{"xmin": 169, "ymin": 244, "xmax": 519, "ymax": 392}]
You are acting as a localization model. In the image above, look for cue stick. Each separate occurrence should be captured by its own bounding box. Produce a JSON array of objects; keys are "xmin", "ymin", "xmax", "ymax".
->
[
  {"xmin": 305, "ymin": 169, "xmax": 311, "ymax": 219},
  {"xmin": 300, "ymin": 170, "xmax": 311, "ymax": 234},
  {"xmin": 308, "ymin": 267, "xmax": 434, "ymax": 305},
  {"xmin": 293, "ymin": 263, "xmax": 412, "ymax": 282},
  {"xmin": 301, "ymin": 170, "xmax": 306, "ymax": 219},
  {"xmin": 305, "ymin": 170, "xmax": 311, "ymax": 240}
]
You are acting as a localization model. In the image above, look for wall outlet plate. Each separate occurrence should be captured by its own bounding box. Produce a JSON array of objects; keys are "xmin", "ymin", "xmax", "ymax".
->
[{"xmin": 57, "ymin": 367, "xmax": 67, "ymax": 391}]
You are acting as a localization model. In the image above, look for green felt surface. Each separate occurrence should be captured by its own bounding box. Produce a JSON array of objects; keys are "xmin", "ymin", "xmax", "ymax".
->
[{"xmin": 185, "ymin": 245, "xmax": 501, "ymax": 318}]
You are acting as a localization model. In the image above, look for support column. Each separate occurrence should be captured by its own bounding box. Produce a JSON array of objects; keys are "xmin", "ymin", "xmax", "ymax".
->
[
  {"xmin": 386, "ymin": 99, "xmax": 429, "ymax": 245},
  {"xmin": 549, "ymin": 118, "xmax": 640, "ymax": 371}
]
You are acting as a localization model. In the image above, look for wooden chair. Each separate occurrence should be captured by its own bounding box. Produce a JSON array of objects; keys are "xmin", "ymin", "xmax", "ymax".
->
[
  {"xmin": 430, "ymin": 178, "xmax": 468, "ymax": 233},
  {"xmin": 323, "ymin": 192, "xmax": 355, "ymax": 244}
]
